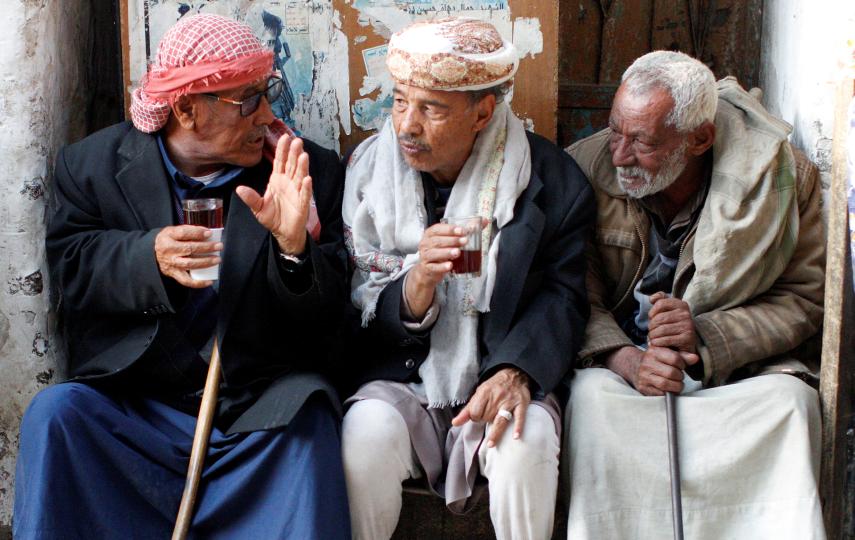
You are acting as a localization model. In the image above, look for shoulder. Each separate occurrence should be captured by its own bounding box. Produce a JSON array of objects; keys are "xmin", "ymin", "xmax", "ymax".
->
[
  {"xmin": 564, "ymin": 129, "xmax": 616, "ymax": 193},
  {"xmin": 58, "ymin": 121, "xmax": 140, "ymax": 178},
  {"xmin": 300, "ymin": 137, "xmax": 341, "ymax": 167},
  {"xmin": 525, "ymin": 131, "xmax": 593, "ymax": 207},
  {"xmin": 62, "ymin": 121, "xmax": 135, "ymax": 161},
  {"xmin": 790, "ymin": 143, "xmax": 820, "ymax": 200}
]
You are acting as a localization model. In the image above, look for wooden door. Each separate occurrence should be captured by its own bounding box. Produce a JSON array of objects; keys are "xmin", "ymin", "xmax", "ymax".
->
[{"xmin": 557, "ymin": 0, "xmax": 763, "ymax": 147}]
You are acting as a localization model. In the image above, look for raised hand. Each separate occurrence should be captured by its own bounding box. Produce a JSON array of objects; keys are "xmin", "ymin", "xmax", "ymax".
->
[
  {"xmin": 154, "ymin": 225, "xmax": 222, "ymax": 288},
  {"xmin": 236, "ymin": 134, "xmax": 312, "ymax": 255}
]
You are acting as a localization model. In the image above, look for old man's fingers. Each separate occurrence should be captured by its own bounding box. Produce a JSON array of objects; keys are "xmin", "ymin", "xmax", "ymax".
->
[
  {"xmin": 452, "ymin": 367, "xmax": 531, "ymax": 448},
  {"xmin": 635, "ymin": 346, "xmax": 693, "ymax": 396},
  {"xmin": 415, "ymin": 223, "xmax": 468, "ymax": 284},
  {"xmin": 154, "ymin": 225, "xmax": 222, "ymax": 288}
]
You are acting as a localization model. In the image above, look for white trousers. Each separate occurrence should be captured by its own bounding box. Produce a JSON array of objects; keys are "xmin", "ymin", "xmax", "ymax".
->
[
  {"xmin": 564, "ymin": 369, "xmax": 826, "ymax": 540},
  {"xmin": 342, "ymin": 398, "xmax": 560, "ymax": 540}
]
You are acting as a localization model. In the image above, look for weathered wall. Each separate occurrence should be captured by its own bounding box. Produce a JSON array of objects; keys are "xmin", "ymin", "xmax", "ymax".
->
[
  {"xmin": 760, "ymin": 0, "xmax": 855, "ymax": 192},
  {"xmin": 0, "ymin": 0, "xmax": 89, "ymax": 535}
]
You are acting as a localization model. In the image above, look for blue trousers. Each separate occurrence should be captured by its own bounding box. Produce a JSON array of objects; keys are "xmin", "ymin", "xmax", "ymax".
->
[{"xmin": 14, "ymin": 382, "xmax": 351, "ymax": 540}]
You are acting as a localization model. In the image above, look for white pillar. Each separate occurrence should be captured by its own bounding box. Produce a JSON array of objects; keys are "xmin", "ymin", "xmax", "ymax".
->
[
  {"xmin": 0, "ymin": 0, "xmax": 88, "ymax": 533},
  {"xmin": 760, "ymin": 0, "xmax": 855, "ymax": 194}
]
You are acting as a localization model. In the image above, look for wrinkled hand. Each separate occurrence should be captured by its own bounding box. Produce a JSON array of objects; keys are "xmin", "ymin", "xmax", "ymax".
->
[
  {"xmin": 404, "ymin": 223, "xmax": 469, "ymax": 318},
  {"xmin": 236, "ymin": 134, "xmax": 312, "ymax": 255},
  {"xmin": 412, "ymin": 223, "xmax": 469, "ymax": 287},
  {"xmin": 647, "ymin": 292, "xmax": 697, "ymax": 354},
  {"xmin": 605, "ymin": 345, "xmax": 699, "ymax": 396},
  {"xmin": 154, "ymin": 225, "xmax": 222, "ymax": 288},
  {"xmin": 451, "ymin": 367, "xmax": 531, "ymax": 448}
]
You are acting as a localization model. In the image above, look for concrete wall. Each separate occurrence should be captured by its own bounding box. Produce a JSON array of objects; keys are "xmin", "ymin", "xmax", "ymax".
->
[
  {"xmin": 0, "ymin": 1, "xmax": 89, "ymax": 535},
  {"xmin": 760, "ymin": 0, "xmax": 855, "ymax": 192}
]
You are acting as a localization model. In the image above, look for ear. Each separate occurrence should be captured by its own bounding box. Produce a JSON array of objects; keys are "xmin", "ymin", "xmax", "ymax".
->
[
  {"xmin": 170, "ymin": 94, "xmax": 198, "ymax": 131},
  {"xmin": 687, "ymin": 121, "xmax": 715, "ymax": 156},
  {"xmin": 472, "ymin": 94, "xmax": 497, "ymax": 133}
]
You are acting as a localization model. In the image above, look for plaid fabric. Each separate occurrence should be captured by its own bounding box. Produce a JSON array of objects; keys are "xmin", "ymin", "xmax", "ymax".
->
[{"xmin": 130, "ymin": 14, "xmax": 273, "ymax": 133}]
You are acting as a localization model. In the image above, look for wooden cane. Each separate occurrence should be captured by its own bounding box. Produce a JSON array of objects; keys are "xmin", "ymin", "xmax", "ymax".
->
[
  {"xmin": 665, "ymin": 391, "xmax": 685, "ymax": 540},
  {"xmin": 172, "ymin": 338, "xmax": 222, "ymax": 540}
]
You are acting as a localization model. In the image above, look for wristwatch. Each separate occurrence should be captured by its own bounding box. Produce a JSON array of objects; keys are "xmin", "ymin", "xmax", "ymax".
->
[{"xmin": 278, "ymin": 250, "xmax": 308, "ymax": 272}]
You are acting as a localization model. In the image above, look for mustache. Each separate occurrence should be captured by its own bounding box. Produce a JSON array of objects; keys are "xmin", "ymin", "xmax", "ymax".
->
[
  {"xmin": 249, "ymin": 127, "xmax": 269, "ymax": 142},
  {"xmin": 398, "ymin": 135, "xmax": 431, "ymax": 151},
  {"xmin": 617, "ymin": 166, "xmax": 651, "ymax": 180}
]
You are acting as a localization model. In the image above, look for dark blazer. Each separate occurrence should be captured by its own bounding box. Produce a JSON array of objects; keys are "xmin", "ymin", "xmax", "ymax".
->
[
  {"xmin": 345, "ymin": 131, "xmax": 594, "ymax": 398},
  {"xmin": 47, "ymin": 121, "xmax": 347, "ymax": 434}
]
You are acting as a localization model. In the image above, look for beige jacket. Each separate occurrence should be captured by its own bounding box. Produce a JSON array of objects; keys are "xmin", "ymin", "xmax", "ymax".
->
[{"xmin": 567, "ymin": 77, "xmax": 825, "ymax": 386}]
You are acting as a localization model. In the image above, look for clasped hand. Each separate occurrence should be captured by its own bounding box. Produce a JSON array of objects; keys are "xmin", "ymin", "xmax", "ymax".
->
[{"xmin": 607, "ymin": 293, "xmax": 700, "ymax": 396}]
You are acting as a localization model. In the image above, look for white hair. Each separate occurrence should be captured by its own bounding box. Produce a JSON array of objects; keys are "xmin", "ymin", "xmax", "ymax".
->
[{"xmin": 621, "ymin": 50, "xmax": 717, "ymax": 132}]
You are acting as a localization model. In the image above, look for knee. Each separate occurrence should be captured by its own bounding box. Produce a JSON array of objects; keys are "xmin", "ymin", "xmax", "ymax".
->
[
  {"xmin": 756, "ymin": 374, "xmax": 820, "ymax": 423},
  {"xmin": 18, "ymin": 383, "xmax": 110, "ymax": 459},
  {"xmin": 341, "ymin": 399, "xmax": 411, "ymax": 475},
  {"xmin": 491, "ymin": 405, "xmax": 559, "ymax": 476},
  {"xmin": 21, "ymin": 383, "xmax": 99, "ymax": 439},
  {"xmin": 568, "ymin": 368, "xmax": 618, "ymax": 405}
]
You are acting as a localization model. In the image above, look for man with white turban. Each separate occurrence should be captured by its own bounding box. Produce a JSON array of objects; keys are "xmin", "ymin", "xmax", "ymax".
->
[
  {"xmin": 14, "ymin": 14, "xmax": 350, "ymax": 539},
  {"xmin": 341, "ymin": 18, "xmax": 594, "ymax": 540}
]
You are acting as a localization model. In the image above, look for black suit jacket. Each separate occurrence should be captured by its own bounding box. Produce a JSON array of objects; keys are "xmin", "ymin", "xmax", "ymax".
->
[
  {"xmin": 47, "ymin": 122, "xmax": 347, "ymax": 433},
  {"xmin": 346, "ymin": 132, "xmax": 594, "ymax": 399}
]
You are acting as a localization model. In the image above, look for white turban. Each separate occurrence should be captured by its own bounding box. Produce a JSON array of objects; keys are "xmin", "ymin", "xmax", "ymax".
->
[{"xmin": 385, "ymin": 18, "xmax": 518, "ymax": 91}]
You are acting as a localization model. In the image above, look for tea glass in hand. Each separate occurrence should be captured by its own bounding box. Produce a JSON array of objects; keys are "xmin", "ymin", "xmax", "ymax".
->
[
  {"xmin": 182, "ymin": 198, "xmax": 223, "ymax": 281},
  {"xmin": 440, "ymin": 215, "xmax": 483, "ymax": 278}
]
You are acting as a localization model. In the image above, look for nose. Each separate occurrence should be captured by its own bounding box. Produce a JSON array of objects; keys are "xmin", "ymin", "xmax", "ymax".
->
[
  {"xmin": 397, "ymin": 106, "xmax": 423, "ymax": 138},
  {"xmin": 254, "ymin": 96, "xmax": 276, "ymax": 126},
  {"xmin": 610, "ymin": 134, "xmax": 635, "ymax": 168}
]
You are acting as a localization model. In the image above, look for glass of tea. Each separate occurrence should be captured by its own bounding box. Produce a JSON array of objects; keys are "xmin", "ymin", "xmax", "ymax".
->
[
  {"xmin": 182, "ymin": 198, "xmax": 223, "ymax": 281},
  {"xmin": 441, "ymin": 215, "xmax": 483, "ymax": 278}
]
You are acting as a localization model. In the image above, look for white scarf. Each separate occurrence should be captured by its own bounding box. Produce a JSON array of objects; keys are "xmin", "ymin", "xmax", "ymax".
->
[{"xmin": 344, "ymin": 102, "xmax": 531, "ymax": 407}]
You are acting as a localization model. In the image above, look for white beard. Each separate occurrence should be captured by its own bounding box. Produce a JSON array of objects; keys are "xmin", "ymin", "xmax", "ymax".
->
[{"xmin": 617, "ymin": 141, "xmax": 689, "ymax": 199}]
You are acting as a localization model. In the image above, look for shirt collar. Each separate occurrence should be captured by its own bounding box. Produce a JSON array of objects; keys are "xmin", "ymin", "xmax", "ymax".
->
[{"xmin": 156, "ymin": 135, "xmax": 245, "ymax": 191}]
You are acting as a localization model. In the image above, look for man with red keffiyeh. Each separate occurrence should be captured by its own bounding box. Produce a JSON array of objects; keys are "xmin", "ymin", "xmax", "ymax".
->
[{"xmin": 14, "ymin": 14, "xmax": 350, "ymax": 540}]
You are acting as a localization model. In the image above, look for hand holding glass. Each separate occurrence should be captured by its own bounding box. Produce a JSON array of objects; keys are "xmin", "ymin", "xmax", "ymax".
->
[
  {"xmin": 440, "ymin": 215, "xmax": 483, "ymax": 277},
  {"xmin": 182, "ymin": 198, "xmax": 223, "ymax": 281}
]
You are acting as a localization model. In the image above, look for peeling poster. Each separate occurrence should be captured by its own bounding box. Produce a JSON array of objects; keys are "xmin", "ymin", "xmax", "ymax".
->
[{"xmin": 347, "ymin": 0, "xmax": 543, "ymax": 132}]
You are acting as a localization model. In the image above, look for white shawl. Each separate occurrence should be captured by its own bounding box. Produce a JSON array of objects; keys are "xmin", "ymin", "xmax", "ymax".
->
[{"xmin": 343, "ymin": 102, "xmax": 531, "ymax": 407}]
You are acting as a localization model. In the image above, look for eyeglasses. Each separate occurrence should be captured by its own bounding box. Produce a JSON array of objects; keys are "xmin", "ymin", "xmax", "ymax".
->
[{"xmin": 202, "ymin": 77, "xmax": 284, "ymax": 117}]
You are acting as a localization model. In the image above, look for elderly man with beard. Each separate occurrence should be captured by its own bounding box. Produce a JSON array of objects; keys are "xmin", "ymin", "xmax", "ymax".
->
[
  {"xmin": 341, "ymin": 18, "xmax": 593, "ymax": 540},
  {"xmin": 563, "ymin": 51, "xmax": 826, "ymax": 539},
  {"xmin": 14, "ymin": 14, "xmax": 350, "ymax": 540}
]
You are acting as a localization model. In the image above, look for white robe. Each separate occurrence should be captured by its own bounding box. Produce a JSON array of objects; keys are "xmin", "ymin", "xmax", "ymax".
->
[{"xmin": 564, "ymin": 368, "xmax": 826, "ymax": 540}]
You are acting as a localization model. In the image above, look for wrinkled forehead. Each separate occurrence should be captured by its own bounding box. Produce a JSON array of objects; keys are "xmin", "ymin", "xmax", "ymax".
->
[
  {"xmin": 392, "ymin": 83, "xmax": 467, "ymax": 106},
  {"xmin": 611, "ymin": 84, "xmax": 676, "ymax": 135}
]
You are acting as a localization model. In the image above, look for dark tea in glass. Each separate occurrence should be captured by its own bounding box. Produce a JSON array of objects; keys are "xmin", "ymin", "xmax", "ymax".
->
[
  {"xmin": 181, "ymin": 198, "xmax": 224, "ymax": 281},
  {"xmin": 182, "ymin": 198, "xmax": 223, "ymax": 228},
  {"xmin": 451, "ymin": 249, "xmax": 482, "ymax": 275},
  {"xmin": 441, "ymin": 215, "xmax": 483, "ymax": 277}
]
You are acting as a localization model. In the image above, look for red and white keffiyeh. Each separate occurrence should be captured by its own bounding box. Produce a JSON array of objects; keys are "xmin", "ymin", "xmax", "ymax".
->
[{"xmin": 130, "ymin": 13, "xmax": 274, "ymax": 133}]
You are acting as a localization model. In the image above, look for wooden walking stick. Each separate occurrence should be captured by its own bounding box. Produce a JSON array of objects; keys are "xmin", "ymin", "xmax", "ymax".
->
[
  {"xmin": 172, "ymin": 338, "xmax": 222, "ymax": 540},
  {"xmin": 665, "ymin": 391, "xmax": 685, "ymax": 540}
]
